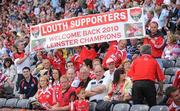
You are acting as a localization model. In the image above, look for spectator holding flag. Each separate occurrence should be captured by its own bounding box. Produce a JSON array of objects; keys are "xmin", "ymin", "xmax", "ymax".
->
[{"xmin": 103, "ymin": 40, "xmax": 127, "ymax": 68}]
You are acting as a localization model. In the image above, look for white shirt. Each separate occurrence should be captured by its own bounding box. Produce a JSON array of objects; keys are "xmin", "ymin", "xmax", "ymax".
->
[
  {"xmin": 85, "ymin": 76, "xmax": 109, "ymax": 101},
  {"xmin": 34, "ymin": 7, "xmax": 40, "ymax": 16},
  {"xmin": 14, "ymin": 56, "xmax": 30, "ymax": 74},
  {"xmin": 0, "ymin": 47, "xmax": 7, "ymax": 58},
  {"xmin": 71, "ymin": 77, "xmax": 80, "ymax": 88},
  {"xmin": 104, "ymin": 70, "xmax": 115, "ymax": 82},
  {"xmin": 158, "ymin": 9, "xmax": 169, "ymax": 28}
]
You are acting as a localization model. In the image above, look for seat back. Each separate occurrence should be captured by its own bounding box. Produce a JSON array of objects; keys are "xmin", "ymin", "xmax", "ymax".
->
[
  {"xmin": 130, "ymin": 105, "xmax": 149, "ymax": 111},
  {"xmin": 150, "ymin": 105, "xmax": 168, "ymax": 111},
  {"xmin": 113, "ymin": 103, "xmax": 130, "ymax": 111},
  {"xmin": 164, "ymin": 75, "xmax": 171, "ymax": 84},
  {"xmin": 4, "ymin": 98, "xmax": 18, "ymax": 108},
  {"xmin": 165, "ymin": 68, "xmax": 179, "ymax": 75},
  {"xmin": 89, "ymin": 102, "xmax": 97, "ymax": 111},
  {"xmin": 0, "ymin": 98, "xmax": 7, "ymax": 108},
  {"xmin": 16, "ymin": 99, "xmax": 30, "ymax": 109},
  {"xmin": 162, "ymin": 60, "xmax": 175, "ymax": 68},
  {"xmin": 163, "ymin": 84, "xmax": 172, "ymax": 93},
  {"xmin": 175, "ymin": 59, "xmax": 180, "ymax": 67},
  {"xmin": 170, "ymin": 76, "xmax": 175, "ymax": 84}
]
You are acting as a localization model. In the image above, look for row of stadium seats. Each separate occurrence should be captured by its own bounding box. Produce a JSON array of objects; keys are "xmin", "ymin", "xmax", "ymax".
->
[
  {"xmin": 90, "ymin": 102, "xmax": 169, "ymax": 111},
  {"xmin": 162, "ymin": 59, "xmax": 180, "ymax": 76},
  {"xmin": 162, "ymin": 59, "xmax": 180, "ymax": 68},
  {"xmin": 0, "ymin": 98, "xmax": 169, "ymax": 111},
  {"xmin": 164, "ymin": 75, "xmax": 174, "ymax": 84},
  {"xmin": 0, "ymin": 98, "xmax": 29, "ymax": 109}
]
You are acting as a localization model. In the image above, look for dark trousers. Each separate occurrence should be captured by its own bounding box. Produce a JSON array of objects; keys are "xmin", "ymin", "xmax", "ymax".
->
[
  {"xmin": 132, "ymin": 80, "xmax": 156, "ymax": 107},
  {"xmin": 16, "ymin": 74, "xmax": 24, "ymax": 91}
]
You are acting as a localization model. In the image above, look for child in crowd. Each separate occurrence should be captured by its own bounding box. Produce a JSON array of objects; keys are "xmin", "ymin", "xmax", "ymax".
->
[{"xmin": 72, "ymin": 88, "xmax": 89, "ymax": 111}]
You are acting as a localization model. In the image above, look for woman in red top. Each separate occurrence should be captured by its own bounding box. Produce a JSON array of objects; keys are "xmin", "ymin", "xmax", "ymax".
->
[
  {"xmin": 35, "ymin": 75, "xmax": 55, "ymax": 110},
  {"xmin": 52, "ymin": 69, "xmax": 61, "ymax": 99}
]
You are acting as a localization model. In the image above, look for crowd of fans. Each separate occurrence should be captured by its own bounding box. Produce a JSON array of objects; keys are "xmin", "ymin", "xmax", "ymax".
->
[{"xmin": 0, "ymin": 0, "xmax": 180, "ymax": 111}]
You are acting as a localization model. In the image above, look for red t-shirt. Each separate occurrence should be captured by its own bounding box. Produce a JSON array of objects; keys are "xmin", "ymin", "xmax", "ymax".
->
[
  {"xmin": 73, "ymin": 100, "xmax": 89, "ymax": 111},
  {"xmin": 15, "ymin": 52, "xmax": 25, "ymax": 59},
  {"xmin": 156, "ymin": 0, "xmax": 164, "ymax": 6},
  {"xmin": 87, "ymin": 0, "xmax": 95, "ymax": 10},
  {"xmin": 57, "ymin": 87, "xmax": 76, "ymax": 107},
  {"xmin": 128, "ymin": 54, "xmax": 165, "ymax": 82},
  {"xmin": 37, "ymin": 87, "xmax": 54, "ymax": 108},
  {"xmin": 52, "ymin": 82, "xmax": 61, "ymax": 99}
]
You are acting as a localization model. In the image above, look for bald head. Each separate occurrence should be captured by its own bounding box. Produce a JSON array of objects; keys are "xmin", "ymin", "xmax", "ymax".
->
[
  {"xmin": 94, "ymin": 65, "xmax": 104, "ymax": 80},
  {"xmin": 42, "ymin": 59, "xmax": 50, "ymax": 69}
]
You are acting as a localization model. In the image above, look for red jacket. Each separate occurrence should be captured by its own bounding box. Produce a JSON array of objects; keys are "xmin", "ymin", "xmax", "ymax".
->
[{"xmin": 128, "ymin": 54, "xmax": 165, "ymax": 82}]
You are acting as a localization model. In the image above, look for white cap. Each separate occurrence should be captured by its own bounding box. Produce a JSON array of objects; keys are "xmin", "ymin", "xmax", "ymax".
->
[{"xmin": 106, "ymin": 57, "xmax": 115, "ymax": 64}]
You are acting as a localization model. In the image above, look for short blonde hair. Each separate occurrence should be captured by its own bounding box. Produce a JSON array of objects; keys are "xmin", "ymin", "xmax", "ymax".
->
[
  {"xmin": 119, "ymin": 59, "xmax": 131, "ymax": 69},
  {"xmin": 168, "ymin": 33, "xmax": 177, "ymax": 44},
  {"xmin": 60, "ymin": 75, "xmax": 69, "ymax": 82}
]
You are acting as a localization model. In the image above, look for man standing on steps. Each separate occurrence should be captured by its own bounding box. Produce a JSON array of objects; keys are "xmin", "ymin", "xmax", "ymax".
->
[{"xmin": 128, "ymin": 44, "xmax": 165, "ymax": 107}]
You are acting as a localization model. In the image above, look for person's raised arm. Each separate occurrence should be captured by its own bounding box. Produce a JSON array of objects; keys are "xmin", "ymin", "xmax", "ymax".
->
[{"xmin": 16, "ymin": 53, "xmax": 29, "ymax": 64}]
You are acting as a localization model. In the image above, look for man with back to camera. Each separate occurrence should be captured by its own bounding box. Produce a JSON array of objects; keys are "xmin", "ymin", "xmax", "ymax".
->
[{"xmin": 128, "ymin": 44, "xmax": 165, "ymax": 107}]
